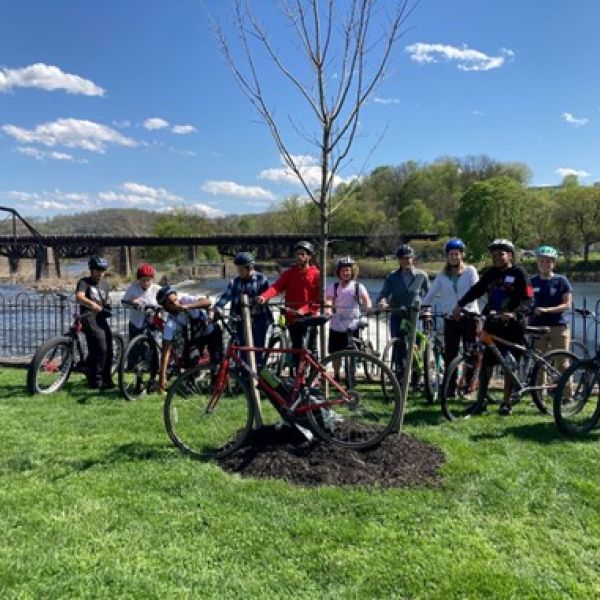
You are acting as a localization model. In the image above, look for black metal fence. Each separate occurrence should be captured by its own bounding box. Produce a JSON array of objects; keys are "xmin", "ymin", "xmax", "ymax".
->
[{"xmin": 0, "ymin": 291, "xmax": 597, "ymax": 358}]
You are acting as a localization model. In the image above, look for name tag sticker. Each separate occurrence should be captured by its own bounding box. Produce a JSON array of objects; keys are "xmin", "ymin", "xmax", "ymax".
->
[
  {"xmin": 504, "ymin": 275, "xmax": 515, "ymax": 283},
  {"xmin": 533, "ymin": 287, "xmax": 540, "ymax": 293}
]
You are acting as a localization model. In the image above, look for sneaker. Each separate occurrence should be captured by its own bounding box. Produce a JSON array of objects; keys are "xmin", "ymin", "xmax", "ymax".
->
[{"xmin": 498, "ymin": 403, "xmax": 512, "ymax": 416}]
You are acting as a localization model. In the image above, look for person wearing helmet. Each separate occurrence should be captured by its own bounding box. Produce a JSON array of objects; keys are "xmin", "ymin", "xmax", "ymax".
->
[
  {"xmin": 422, "ymin": 239, "xmax": 479, "ymax": 386},
  {"xmin": 530, "ymin": 245, "xmax": 572, "ymax": 355},
  {"xmin": 75, "ymin": 256, "xmax": 115, "ymax": 390},
  {"xmin": 376, "ymin": 243, "xmax": 430, "ymax": 378},
  {"xmin": 121, "ymin": 263, "xmax": 160, "ymax": 340},
  {"xmin": 453, "ymin": 238, "xmax": 533, "ymax": 415},
  {"xmin": 214, "ymin": 253, "xmax": 273, "ymax": 365},
  {"xmin": 156, "ymin": 286, "xmax": 219, "ymax": 393},
  {"xmin": 324, "ymin": 257, "xmax": 372, "ymax": 376},
  {"xmin": 256, "ymin": 240, "xmax": 320, "ymax": 364}
]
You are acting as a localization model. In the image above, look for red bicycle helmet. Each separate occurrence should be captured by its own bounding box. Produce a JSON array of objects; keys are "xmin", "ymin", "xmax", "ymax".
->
[{"xmin": 136, "ymin": 263, "xmax": 155, "ymax": 278}]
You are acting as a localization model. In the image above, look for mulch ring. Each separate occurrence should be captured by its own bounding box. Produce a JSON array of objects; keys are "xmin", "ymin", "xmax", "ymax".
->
[{"xmin": 217, "ymin": 425, "xmax": 445, "ymax": 489}]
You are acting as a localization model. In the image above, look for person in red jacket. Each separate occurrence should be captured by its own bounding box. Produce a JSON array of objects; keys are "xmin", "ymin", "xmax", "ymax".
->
[{"xmin": 256, "ymin": 240, "xmax": 320, "ymax": 365}]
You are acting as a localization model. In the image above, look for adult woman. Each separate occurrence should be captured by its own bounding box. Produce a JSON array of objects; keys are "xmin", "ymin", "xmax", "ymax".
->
[{"xmin": 422, "ymin": 239, "xmax": 479, "ymax": 375}]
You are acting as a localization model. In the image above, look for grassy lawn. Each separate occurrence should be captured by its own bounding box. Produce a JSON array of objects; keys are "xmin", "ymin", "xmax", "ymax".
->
[{"xmin": 1, "ymin": 368, "xmax": 600, "ymax": 599}]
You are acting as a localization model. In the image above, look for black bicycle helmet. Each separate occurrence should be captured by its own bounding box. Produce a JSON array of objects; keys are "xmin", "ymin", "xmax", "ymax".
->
[
  {"xmin": 156, "ymin": 285, "xmax": 176, "ymax": 307},
  {"xmin": 88, "ymin": 255, "xmax": 108, "ymax": 271},
  {"xmin": 395, "ymin": 244, "xmax": 415, "ymax": 258},
  {"xmin": 489, "ymin": 238, "xmax": 515, "ymax": 254},
  {"xmin": 294, "ymin": 240, "xmax": 315, "ymax": 255},
  {"xmin": 336, "ymin": 256, "xmax": 356, "ymax": 270},
  {"xmin": 233, "ymin": 252, "xmax": 255, "ymax": 267}
]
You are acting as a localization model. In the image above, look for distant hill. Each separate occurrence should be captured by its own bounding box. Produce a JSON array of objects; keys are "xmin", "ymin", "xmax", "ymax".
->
[{"xmin": 39, "ymin": 209, "xmax": 159, "ymax": 236}]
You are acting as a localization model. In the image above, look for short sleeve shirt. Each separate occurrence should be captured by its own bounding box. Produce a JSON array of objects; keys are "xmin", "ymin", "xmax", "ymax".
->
[
  {"xmin": 326, "ymin": 280, "xmax": 367, "ymax": 332},
  {"xmin": 76, "ymin": 277, "xmax": 110, "ymax": 316},
  {"xmin": 530, "ymin": 274, "xmax": 572, "ymax": 326}
]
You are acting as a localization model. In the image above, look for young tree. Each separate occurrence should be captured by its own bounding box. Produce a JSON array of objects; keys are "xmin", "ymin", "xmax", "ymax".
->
[{"xmin": 215, "ymin": 0, "xmax": 412, "ymax": 299}]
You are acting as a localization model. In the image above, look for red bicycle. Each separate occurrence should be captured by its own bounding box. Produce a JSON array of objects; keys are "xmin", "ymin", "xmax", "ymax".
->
[{"xmin": 163, "ymin": 310, "xmax": 402, "ymax": 459}]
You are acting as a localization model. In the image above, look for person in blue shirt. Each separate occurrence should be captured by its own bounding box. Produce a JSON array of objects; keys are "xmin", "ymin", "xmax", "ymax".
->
[
  {"xmin": 529, "ymin": 245, "xmax": 572, "ymax": 355},
  {"xmin": 215, "ymin": 252, "xmax": 273, "ymax": 365}
]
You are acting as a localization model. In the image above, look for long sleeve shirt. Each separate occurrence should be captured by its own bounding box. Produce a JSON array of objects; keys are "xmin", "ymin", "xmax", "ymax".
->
[
  {"xmin": 376, "ymin": 267, "xmax": 430, "ymax": 309},
  {"xmin": 422, "ymin": 266, "xmax": 480, "ymax": 316},
  {"xmin": 259, "ymin": 264, "xmax": 320, "ymax": 324}
]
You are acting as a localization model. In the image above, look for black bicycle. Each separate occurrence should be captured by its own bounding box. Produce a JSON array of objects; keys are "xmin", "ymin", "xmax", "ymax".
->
[{"xmin": 28, "ymin": 311, "xmax": 124, "ymax": 395}]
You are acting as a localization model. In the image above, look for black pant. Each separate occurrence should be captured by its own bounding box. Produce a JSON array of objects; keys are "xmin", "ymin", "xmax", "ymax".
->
[
  {"xmin": 287, "ymin": 321, "xmax": 317, "ymax": 368},
  {"xmin": 83, "ymin": 315, "xmax": 113, "ymax": 387},
  {"xmin": 444, "ymin": 317, "xmax": 478, "ymax": 369}
]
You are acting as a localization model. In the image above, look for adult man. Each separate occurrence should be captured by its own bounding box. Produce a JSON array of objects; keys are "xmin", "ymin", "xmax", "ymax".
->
[
  {"xmin": 121, "ymin": 263, "xmax": 160, "ymax": 340},
  {"xmin": 530, "ymin": 245, "xmax": 572, "ymax": 354},
  {"xmin": 75, "ymin": 256, "xmax": 115, "ymax": 390},
  {"xmin": 453, "ymin": 238, "xmax": 533, "ymax": 415},
  {"xmin": 156, "ymin": 286, "xmax": 221, "ymax": 393},
  {"xmin": 256, "ymin": 240, "xmax": 320, "ymax": 362},
  {"xmin": 376, "ymin": 244, "xmax": 430, "ymax": 376}
]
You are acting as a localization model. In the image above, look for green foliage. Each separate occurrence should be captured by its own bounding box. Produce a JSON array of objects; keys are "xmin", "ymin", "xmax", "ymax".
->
[
  {"xmin": 2, "ymin": 370, "xmax": 600, "ymax": 598},
  {"xmin": 398, "ymin": 198, "xmax": 435, "ymax": 233},
  {"xmin": 456, "ymin": 177, "xmax": 528, "ymax": 260}
]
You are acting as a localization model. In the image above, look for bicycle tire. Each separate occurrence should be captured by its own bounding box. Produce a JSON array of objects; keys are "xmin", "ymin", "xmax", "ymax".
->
[
  {"xmin": 304, "ymin": 349, "xmax": 402, "ymax": 449},
  {"xmin": 569, "ymin": 340, "xmax": 590, "ymax": 360},
  {"xmin": 530, "ymin": 349, "xmax": 578, "ymax": 414},
  {"xmin": 27, "ymin": 336, "xmax": 74, "ymax": 395},
  {"xmin": 553, "ymin": 358, "xmax": 600, "ymax": 436},
  {"xmin": 440, "ymin": 353, "xmax": 482, "ymax": 421},
  {"xmin": 422, "ymin": 340, "xmax": 436, "ymax": 404},
  {"xmin": 164, "ymin": 365, "xmax": 254, "ymax": 459},
  {"xmin": 265, "ymin": 332, "xmax": 287, "ymax": 376},
  {"xmin": 111, "ymin": 333, "xmax": 125, "ymax": 375},
  {"xmin": 118, "ymin": 334, "xmax": 160, "ymax": 401},
  {"xmin": 362, "ymin": 340, "xmax": 380, "ymax": 382}
]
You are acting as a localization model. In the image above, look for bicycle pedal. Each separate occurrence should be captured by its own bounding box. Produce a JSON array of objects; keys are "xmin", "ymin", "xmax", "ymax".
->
[{"xmin": 293, "ymin": 422, "xmax": 314, "ymax": 442}]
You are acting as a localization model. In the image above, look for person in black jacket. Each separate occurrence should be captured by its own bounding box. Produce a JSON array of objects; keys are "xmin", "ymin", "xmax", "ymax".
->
[
  {"xmin": 75, "ymin": 256, "xmax": 115, "ymax": 390},
  {"xmin": 453, "ymin": 239, "xmax": 533, "ymax": 415}
]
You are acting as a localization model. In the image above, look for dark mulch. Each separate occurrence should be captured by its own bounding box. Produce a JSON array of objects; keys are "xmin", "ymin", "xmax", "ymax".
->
[{"xmin": 217, "ymin": 425, "xmax": 445, "ymax": 488}]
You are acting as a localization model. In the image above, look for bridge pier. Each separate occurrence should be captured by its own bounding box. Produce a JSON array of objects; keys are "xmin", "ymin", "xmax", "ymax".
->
[
  {"xmin": 8, "ymin": 254, "xmax": 20, "ymax": 275},
  {"xmin": 118, "ymin": 246, "xmax": 131, "ymax": 277},
  {"xmin": 187, "ymin": 245, "xmax": 197, "ymax": 263},
  {"xmin": 35, "ymin": 246, "xmax": 51, "ymax": 281}
]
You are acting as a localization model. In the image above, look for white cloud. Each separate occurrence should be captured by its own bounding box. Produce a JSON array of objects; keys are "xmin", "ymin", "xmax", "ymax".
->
[
  {"xmin": 201, "ymin": 180, "xmax": 275, "ymax": 201},
  {"xmin": 259, "ymin": 154, "xmax": 353, "ymax": 188},
  {"xmin": 4, "ymin": 189, "xmax": 91, "ymax": 212},
  {"xmin": 35, "ymin": 200, "xmax": 69, "ymax": 210},
  {"xmin": 17, "ymin": 146, "xmax": 80, "ymax": 162},
  {"xmin": 192, "ymin": 203, "xmax": 226, "ymax": 218},
  {"xmin": 405, "ymin": 43, "xmax": 514, "ymax": 71},
  {"xmin": 0, "ymin": 63, "xmax": 105, "ymax": 96},
  {"xmin": 112, "ymin": 119, "xmax": 132, "ymax": 129},
  {"xmin": 98, "ymin": 182, "xmax": 183, "ymax": 207},
  {"xmin": 555, "ymin": 167, "xmax": 590, "ymax": 178},
  {"xmin": 2, "ymin": 118, "xmax": 138, "ymax": 153},
  {"xmin": 121, "ymin": 181, "xmax": 182, "ymax": 202},
  {"xmin": 561, "ymin": 112, "xmax": 589, "ymax": 127},
  {"xmin": 143, "ymin": 117, "xmax": 170, "ymax": 130},
  {"xmin": 172, "ymin": 124, "xmax": 197, "ymax": 135},
  {"xmin": 373, "ymin": 97, "xmax": 400, "ymax": 105}
]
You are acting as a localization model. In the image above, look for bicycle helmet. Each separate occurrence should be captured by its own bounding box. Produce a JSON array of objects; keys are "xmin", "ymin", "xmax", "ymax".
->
[
  {"xmin": 88, "ymin": 255, "xmax": 108, "ymax": 271},
  {"xmin": 136, "ymin": 263, "xmax": 155, "ymax": 278},
  {"xmin": 445, "ymin": 238, "xmax": 466, "ymax": 253},
  {"xmin": 233, "ymin": 252, "xmax": 255, "ymax": 267},
  {"xmin": 395, "ymin": 244, "xmax": 415, "ymax": 258},
  {"xmin": 488, "ymin": 238, "xmax": 515, "ymax": 254},
  {"xmin": 156, "ymin": 285, "xmax": 177, "ymax": 307},
  {"xmin": 294, "ymin": 240, "xmax": 315, "ymax": 255},
  {"xmin": 535, "ymin": 245, "xmax": 558, "ymax": 259},
  {"xmin": 336, "ymin": 256, "xmax": 356, "ymax": 269}
]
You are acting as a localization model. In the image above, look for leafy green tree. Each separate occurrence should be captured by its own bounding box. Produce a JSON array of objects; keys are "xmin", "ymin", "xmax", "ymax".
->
[
  {"xmin": 398, "ymin": 199, "xmax": 435, "ymax": 233},
  {"xmin": 456, "ymin": 177, "xmax": 528, "ymax": 260}
]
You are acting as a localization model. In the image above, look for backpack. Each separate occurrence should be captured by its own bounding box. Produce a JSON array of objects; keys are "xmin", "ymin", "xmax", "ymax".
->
[{"xmin": 333, "ymin": 281, "xmax": 361, "ymax": 305}]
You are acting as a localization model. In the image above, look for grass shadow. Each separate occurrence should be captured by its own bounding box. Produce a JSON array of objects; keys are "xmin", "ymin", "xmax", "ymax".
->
[
  {"xmin": 0, "ymin": 383, "xmax": 29, "ymax": 400},
  {"xmin": 402, "ymin": 407, "xmax": 444, "ymax": 427},
  {"xmin": 470, "ymin": 420, "xmax": 600, "ymax": 445}
]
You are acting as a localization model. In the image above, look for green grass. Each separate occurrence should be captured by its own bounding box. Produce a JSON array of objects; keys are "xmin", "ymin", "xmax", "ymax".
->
[{"xmin": 2, "ymin": 369, "xmax": 600, "ymax": 599}]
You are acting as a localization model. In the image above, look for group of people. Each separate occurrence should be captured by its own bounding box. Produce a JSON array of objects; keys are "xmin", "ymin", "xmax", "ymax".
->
[{"xmin": 75, "ymin": 236, "xmax": 573, "ymax": 414}]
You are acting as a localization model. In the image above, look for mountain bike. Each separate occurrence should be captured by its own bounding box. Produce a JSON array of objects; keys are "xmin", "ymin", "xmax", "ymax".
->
[
  {"xmin": 163, "ymin": 310, "xmax": 402, "ymax": 460},
  {"xmin": 27, "ymin": 311, "xmax": 124, "ymax": 395},
  {"xmin": 380, "ymin": 308, "xmax": 438, "ymax": 402},
  {"xmin": 265, "ymin": 306, "xmax": 292, "ymax": 375},
  {"xmin": 440, "ymin": 311, "xmax": 577, "ymax": 420}
]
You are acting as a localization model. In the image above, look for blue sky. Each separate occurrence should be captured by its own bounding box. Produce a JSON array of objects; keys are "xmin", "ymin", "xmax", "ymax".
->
[{"xmin": 1, "ymin": 0, "xmax": 599, "ymax": 218}]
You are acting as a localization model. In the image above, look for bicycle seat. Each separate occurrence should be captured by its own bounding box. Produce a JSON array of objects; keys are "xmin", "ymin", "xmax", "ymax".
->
[
  {"xmin": 525, "ymin": 325, "xmax": 551, "ymax": 336},
  {"xmin": 296, "ymin": 315, "xmax": 331, "ymax": 328}
]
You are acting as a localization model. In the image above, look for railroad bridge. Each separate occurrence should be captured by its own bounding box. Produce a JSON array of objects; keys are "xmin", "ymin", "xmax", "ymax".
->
[{"xmin": 0, "ymin": 207, "xmax": 438, "ymax": 279}]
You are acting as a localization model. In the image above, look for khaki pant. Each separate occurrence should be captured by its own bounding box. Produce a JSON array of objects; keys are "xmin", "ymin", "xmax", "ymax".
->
[{"xmin": 533, "ymin": 325, "xmax": 570, "ymax": 355}]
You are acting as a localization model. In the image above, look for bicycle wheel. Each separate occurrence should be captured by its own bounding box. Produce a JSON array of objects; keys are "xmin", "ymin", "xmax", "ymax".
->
[
  {"xmin": 553, "ymin": 359, "xmax": 600, "ymax": 435},
  {"xmin": 265, "ymin": 332, "xmax": 287, "ymax": 376},
  {"xmin": 27, "ymin": 336, "xmax": 74, "ymax": 395},
  {"xmin": 111, "ymin": 333, "xmax": 124, "ymax": 375},
  {"xmin": 440, "ymin": 353, "xmax": 482, "ymax": 420},
  {"xmin": 569, "ymin": 340, "xmax": 590, "ymax": 360},
  {"xmin": 304, "ymin": 350, "xmax": 402, "ymax": 449},
  {"xmin": 530, "ymin": 349, "xmax": 578, "ymax": 414},
  {"xmin": 361, "ymin": 340, "xmax": 380, "ymax": 382},
  {"xmin": 422, "ymin": 340, "xmax": 443, "ymax": 404},
  {"xmin": 164, "ymin": 365, "xmax": 254, "ymax": 459},
  {"xmin": 118, "ymin": 335, "xmax": 160, "ymax": 401}
]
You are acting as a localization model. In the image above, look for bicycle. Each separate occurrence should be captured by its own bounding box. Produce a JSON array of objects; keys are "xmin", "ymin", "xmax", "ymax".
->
[
  {"xmin": 27, "ymin": 309, "xmax": 124, "ymax": 395},
  {"xmin": 380, "ymin": 307, "xmax": 438, "ymax": 402},
  {"xmin": 440, "ymin": 310, "xmax": 577, "ymax": 420},
  {"xmin": 163, "ymin": 310, "xmax": 402, "ymax": 460}
]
